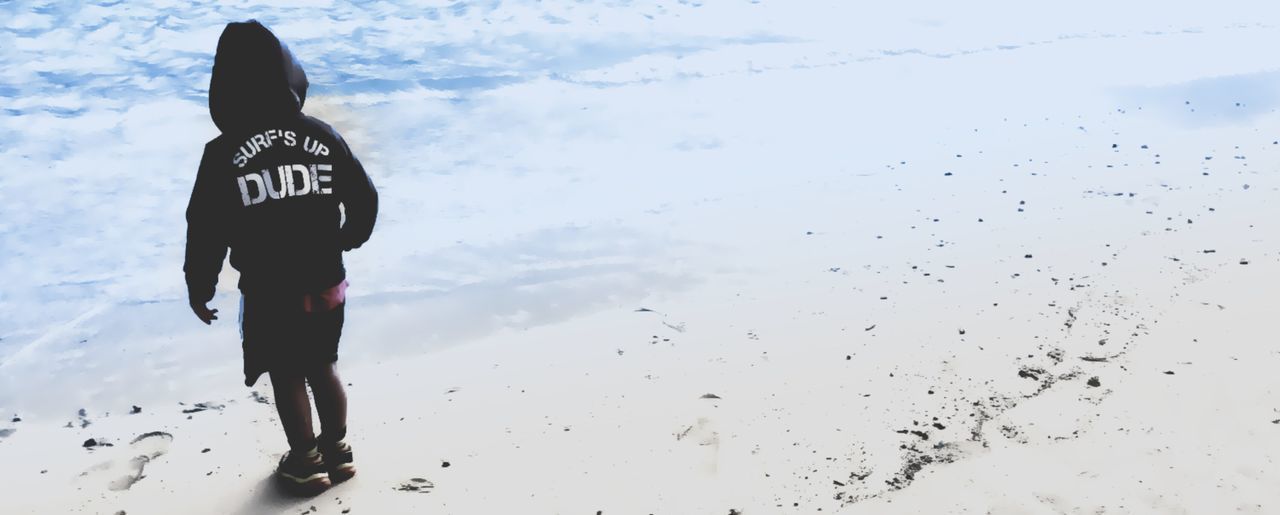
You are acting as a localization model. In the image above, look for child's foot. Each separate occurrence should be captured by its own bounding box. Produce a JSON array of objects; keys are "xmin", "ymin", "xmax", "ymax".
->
[
  {"xmin": 320, "ymin": 440, "xmax": 356, "ymax": 483},
  {"xmin": 276, "ymin": 447, "xmax": 331, "ymax": 496}
]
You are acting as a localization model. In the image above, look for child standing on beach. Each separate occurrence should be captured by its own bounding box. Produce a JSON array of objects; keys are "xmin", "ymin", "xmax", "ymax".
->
[{"xmin": 183, "ymin": 20, "xmax": 378, "ymax": 496}]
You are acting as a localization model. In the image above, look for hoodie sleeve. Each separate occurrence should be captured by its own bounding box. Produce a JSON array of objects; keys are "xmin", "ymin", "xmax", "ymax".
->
[
  {"xmin": 183, "ymin": 143, "xmax": 229, "ymax": 304},
  {"xmin": 336, "ymin": 137, "xmax": 378, "ymax": 251}
]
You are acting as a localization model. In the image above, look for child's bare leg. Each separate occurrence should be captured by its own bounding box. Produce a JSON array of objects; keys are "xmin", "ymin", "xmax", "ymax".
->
[
  {"xmin": 306, "ymin": 362, "xmax": 348, "ymax": 444},
  {"xmin": 269, "ymin": 370, "xmax": 317, "ymax": 451}
]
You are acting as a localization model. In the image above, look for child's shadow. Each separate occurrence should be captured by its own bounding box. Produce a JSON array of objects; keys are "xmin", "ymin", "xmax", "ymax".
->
[{"xmin": 232, "ymin": 474, "xmax": 331, "ymax": 515}]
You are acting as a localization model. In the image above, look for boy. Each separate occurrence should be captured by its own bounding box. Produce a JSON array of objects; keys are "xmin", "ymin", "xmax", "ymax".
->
[{"xmin": 184, "ymin": 20, "xmax": 378, "ymax": 496}]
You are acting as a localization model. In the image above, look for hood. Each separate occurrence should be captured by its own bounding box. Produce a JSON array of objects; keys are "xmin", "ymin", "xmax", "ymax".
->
[{"xmin": 208, "ymin": 20, "xmax": 309, "ymax": 133}]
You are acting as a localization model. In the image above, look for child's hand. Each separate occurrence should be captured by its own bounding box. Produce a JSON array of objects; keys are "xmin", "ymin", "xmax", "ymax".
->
[{"xmin": 191, "ymin": 302, "xmax": 219, "ymax": 325}]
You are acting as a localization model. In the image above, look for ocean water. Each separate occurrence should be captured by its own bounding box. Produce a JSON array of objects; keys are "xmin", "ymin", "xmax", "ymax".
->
[{"xmin": 2, "ymin": 0, "xmax": 1280, "ymax": 414}]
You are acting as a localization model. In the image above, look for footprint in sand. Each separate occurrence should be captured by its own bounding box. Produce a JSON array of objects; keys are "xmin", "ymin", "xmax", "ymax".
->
[
  {"xmin": 79, "ymin": 431, "xmax": 174, "ymax": 491},
  {"xmin": 676, "ymin": 417, "xmax": 720, "ymax": 474}
]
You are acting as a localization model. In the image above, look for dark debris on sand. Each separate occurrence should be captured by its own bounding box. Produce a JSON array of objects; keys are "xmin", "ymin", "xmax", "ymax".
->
[
  {"xmin": 75, "ymin": 408, "xmax": 92, "ymax": 428},
  {"xmin": 181, "ymin": 401, "xmax": 226, "ymax": 414},
  {"xmin": 884, "ymin": 442, "xmax": 961, "ymax": 491},
  {"xmin": 131, "ymin": 431, "xmax": 173, "ymax": 446},
  {"xmin": 395, "ymin": 477, "xmax": 435, "ymax": 493}
]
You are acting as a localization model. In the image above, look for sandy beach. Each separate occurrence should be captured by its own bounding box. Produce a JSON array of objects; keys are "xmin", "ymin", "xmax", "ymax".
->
[{"xmin": 2, "ymin": 1, "xmax": 1280, "ymax": 513}]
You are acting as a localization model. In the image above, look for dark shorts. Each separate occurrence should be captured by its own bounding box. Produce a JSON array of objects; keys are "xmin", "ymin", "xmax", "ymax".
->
[{"xmin": 240, "ymin": 292, "xmax": 344, "ymax": 387}]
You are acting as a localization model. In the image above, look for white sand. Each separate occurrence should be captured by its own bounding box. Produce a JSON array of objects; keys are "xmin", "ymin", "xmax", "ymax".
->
[{"xmin": 3, "ymin": 1, "xmax": 1280, "ymax": 513}]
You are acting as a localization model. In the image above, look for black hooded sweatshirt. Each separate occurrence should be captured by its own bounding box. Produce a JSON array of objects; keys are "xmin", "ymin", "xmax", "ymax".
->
[{"xmin": 184, "ymin": 20, "xmax": 377, "ymax": 304}]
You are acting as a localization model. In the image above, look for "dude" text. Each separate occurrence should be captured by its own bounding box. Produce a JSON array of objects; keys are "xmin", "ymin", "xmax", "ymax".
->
[{"xmin": 237, "ymin": 164, "xmax": 333, "ymax": 206}]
